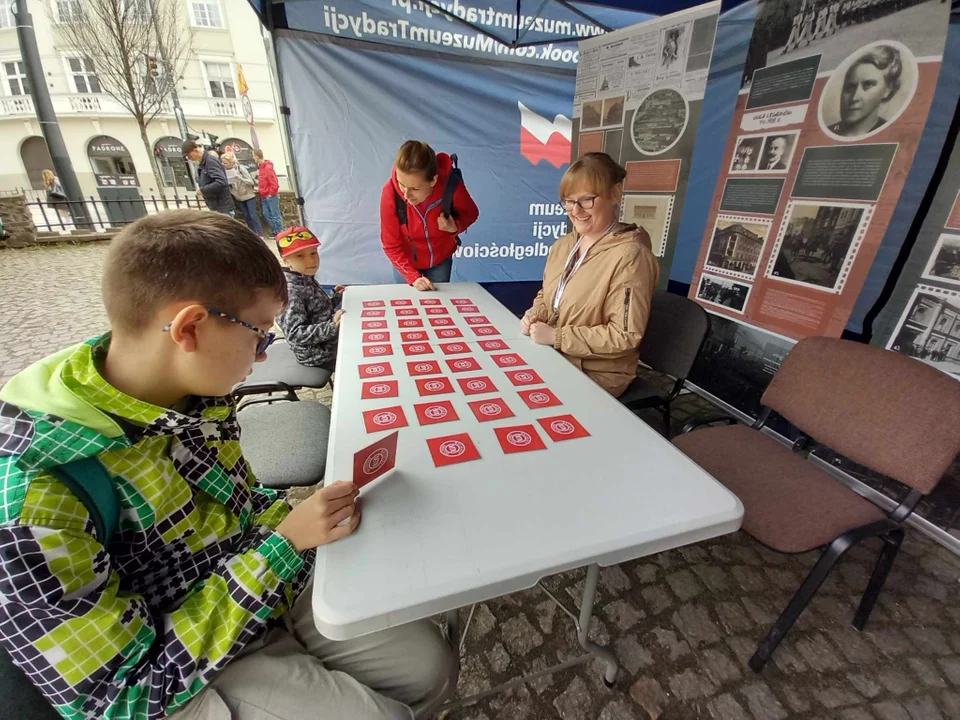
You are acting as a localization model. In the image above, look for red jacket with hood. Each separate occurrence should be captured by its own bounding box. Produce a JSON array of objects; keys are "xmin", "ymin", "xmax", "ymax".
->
[
  {"xmin": 257, "ymin": 160, "xmax": 279, "ymax": 197},
  {"xmin": 379, "ymin": 152, "xmax": 480, "ymax": 283}
]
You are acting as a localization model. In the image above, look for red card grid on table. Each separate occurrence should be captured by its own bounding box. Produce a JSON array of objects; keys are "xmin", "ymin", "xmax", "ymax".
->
[
  {"xmin": 472, "ymin": 326, "xmax": 500, "ymax": 337},
  {"xmin": 362, "ymin": 320, "xmax": 388, "ymax": 330},
  {"xmin": 419, "ymin": 298, "xmax": 442, "ymax": 306},
  {"xmin": 479, "ymin": 339, "xmax": 509, "ymax": 352},
  {"xmin": 504, "ymin": 368, "xmax": 543, "ymax": 386},
  {"xmin": 426, "ymin": 432, "xmax": 481, "ymax": 467},
  {"xmin": 464, "ymin": 315, "xmax": 490, "ymax": 325},
  {"xmin": 491, "ymin": 353, "xmax": 526, "ymax": 368},
  {"xmin": 413, "ymin": 399, "xmax": 459, "ymax": 425},
  {"xmin": 440, "ymin": 341, "xmax": 471, "ymax": 355},
  {"xmin": 361, "ymin": 405, "xmax": 409, "ymax": 433},
  {"xmin": 415, "ymin": 376, "xmax": 455, "ymax": 396},
  {"xmin": 390, "ymin": 299, "xmax": 413, "ymax": 307},
  {"xmin": 362, "ymin": 300, "xmax": 385, "ymax": 308},
  {"xmin": 402, "ymin": 342, "xmax": 434, "ymax": 356},
  {"xmin": 358, "ymin": 361, "xmax": 393, "ymax": 379},
  {"xmin": 517, "ymin": 387, "xmax": 562, "ymax": 409},
  {"xmin": 429, "ymin": 317, "xmax": 455, "ymax": 327},
  {"xmin": 425, "ymin": 307, "xmax": 450, "ymax": 315},
  {"xmin": 363, "ymin": 344, "xmax": 394, "ymax": 358},
  {"xmin": 457, "ymin": 376, "xmax": 497, "ymax": 395},
  {"xmin": 467, "ymin": 397, "xmax": 515, "ymax": 422},
  {"xmin": 400, "ymin": 330, "xmax": 429, "ymax": 342},
  {"xmin": 538, "ymin": 414, "xmax": 590, "ymax": 441},
  {"xmin": 396, "ymin": 308, "xmax": 419, "ymax": 317},
  {"xmin": 361, "ymin": 310, "xmax": 385, "ymax": 318},
  {"xmin": 445, "ymin": 356, "xmax": 482, "ymax": 373},
  {"xmin": 353, "ymin": 431, "xmax": 398, "ymax": 489},
  {"xmin": 398, "ymin": 318, "xmax": 425, "ymax": 328},
  {"xmin": 407, "ymin": 359, "xmax": 443, "ymax": 376},
  {"xmin": 456, "ymin": 305, "xmax": 480, "ymax": 314},
  {"xmin": 362, "ymin": 331, "xmax": 391, "ymax": 344},
  {"xmin": 361, "ymin": 380, "xmax": 399, "ymax": 399},
  {"xmin": 494, "ymin": 424, "xmax": 547, "ymax": 454},
  {"xmin": 450, "ymin": 299, "xmax": 474, "ymax": 306},
  {"xmin": 435, "ymin": 328, "xmax": 464, "ymax": 339}
]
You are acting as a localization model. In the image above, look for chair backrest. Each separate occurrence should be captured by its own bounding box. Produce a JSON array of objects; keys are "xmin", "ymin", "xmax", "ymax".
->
[
  {"xmin": 639, "ymin": 291, "xmax": 710, "ymax": 380},
  {"xmin": 762, "ymin": 336, "xmax": 960, "ymax": 494}
]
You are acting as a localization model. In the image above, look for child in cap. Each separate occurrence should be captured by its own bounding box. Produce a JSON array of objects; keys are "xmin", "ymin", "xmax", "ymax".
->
[
  {"xmin": 0, "ymin": 210, "xmax": 455, "ymax": 720},
  {"xmin": 276, "ymin": 226, "xmax": 345, "ymax": 372}
]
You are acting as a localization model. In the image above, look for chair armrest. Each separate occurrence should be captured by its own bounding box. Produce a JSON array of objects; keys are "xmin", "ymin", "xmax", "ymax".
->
[
  {"xmin": 677, "ymin": 415, "xmax": 738, "ymax": 435},
  {"xmin": 233, "ymin": 381, "xmax": 297, "ymax": 400},
  {"xmin": 237, "ymin": 394, "xmax": 300, "ymax": 412}
]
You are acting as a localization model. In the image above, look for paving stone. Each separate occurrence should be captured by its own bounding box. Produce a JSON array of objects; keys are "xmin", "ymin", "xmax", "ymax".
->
[
  {"xmin": 780, "ymin": 685, "xmax": 811, "ymax": 714},
  {"xmin": 716, "ymin": 601, "xmax": 753, "ymax": 633},
  {"xmin": 741, "ymin": 597, "xmax": 777, "ymax": 626},
  {"xmin": 726, "ymin": 635, "xmax": 759, "ymax": 666},
  {"xmin": 873, "ymin": 701, "xmax": 913, "ymax": 720},
  {"xmin": 795, "ymin": 633, "xmax": 846, "ymax": 672},
  {"xmin": 815, "ymin": 685, "xmax": 860, "ymax": 709},
  {"xmin": 486, "ymin": 643, "xmax": 511, "ymax": 674},
  {"xmin": 642, "ymin": 586, "xmax": 674, "ymax": 615},
  {"xmin": 731, "ymin": 546, "xmax": 764, "ymax": 566},
  {"xmin": 840, "ymin": 708, "xmax": 875, "ymax": 720},
  {"xmin": 741, "ymin": 681, "xmax": 788, "ymax": 720},
  {"xmin": 667, "ymin": 569, "xmax": 704, "ymax": 601},
  {"xmin": 500, "ymin": 615, "xmax": 543, "ymax": 657},
  {"xmin": 632, "ymin": 563, "xmax": 659, "ymax": 584},
  {"xmin": 672, "ymin": 603, "xmax": 722, "ymax": 648},
  {"xmin": 600, "ymin": 566, "xmax": 632, "ymax": 594},
  {"xmin": 903, "ymin": 694, "xmax": 944, "ymax": 720},
  {"xmin": 847, "ymin": 672, "xmax": 884, "ymax": 699},
  {"xmin": 938, "ymin": 691, "xmax": 960, "ymax": 718},
  {"xmin": 459, "ymin": 654, "xmax": 492, "ymax": 697},
  {"xmin": 552, "ymin": 676, "xmax": 592, "ymax": 720},
  {"xmin": 649, "ymin": 627, "xmax": 691, "ymax": 661},
  {"xmin": 654, "ymin": 550, "xmax": 680, "ymax": 571},
  {"xmin": 669, "ymin": 667, "xmax": 717, "ymax": 701},
  {"xmin": 906, "ymin": 628, "xmax": 954, "ymax": 657},
  {"xmin": 615, "ymin": 633, "xmax": 654, "ymax": 674},
  {"xmin": 732, "ymin": 566, "xmax": 767, "ymax": 593},
  {"xmin": 598, "ymin": 699, "xmax": 638, "ymax": 720},
  {"xmin": 708, "ymin": 693, "xmax": 751, "ymax": 720},
  {"xmin": 470, "ymin": 603, "xmax": 497, "ymax": 640},
  {"xmin": 907, "ymin": 597, "xmax": 947, "ymax": 627},
  {"xmin": 878, "ymin": 668, "xmax": 916, "ymax": 696},
  {"xmin": 700, "ymin": 646, "xmax": 743, "ymax": 685},
  {"xmin": 629, "ymin": 677, "xmax": 667, "ymax": 720},
  {"xmin": 692, "ymin": 563, "xmax": 731, "ymax": 593},
  {"xmin": 910, "ymin": 657, "xmax": 948, "ymax": 688},
  {"xmin": 602, "ymin": 599, "xmax": 643, "ymax": 631},
  {"xmin": 522, "ymin": 656, "xmax": 557, "ymax": 696},
  {"xmin": 831, "ymin": 626, "xmax": 881, "ymax": 665},
  {"xmin": 532, "ymin": 600, "xmax": 556, "ymax": 635},
  {"xmin": 762, "ymin": 566, "xmax": 801, "ymax": 592},
  {"xmin": 939, "ymin": 658, "xmax": 960, "ymax": 687}
]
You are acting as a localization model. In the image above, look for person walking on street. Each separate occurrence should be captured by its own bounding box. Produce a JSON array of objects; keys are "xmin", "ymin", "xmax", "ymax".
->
[
  {"xmin": 224, "ymin": 155, "xmax": 263, "ymax": 237},
  {"xmin": 42, "ymin": 169, "xmax": 70, "ymax": 224},
  {"xmin": 254, "ymin": 149, "xmax": 284, "ymax": 237},
  {"xmin": 182, "ymin": 140, "xmax": 234, "ymax": 216}
]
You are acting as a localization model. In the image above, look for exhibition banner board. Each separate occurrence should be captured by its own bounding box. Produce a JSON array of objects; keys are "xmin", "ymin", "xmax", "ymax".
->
[{"xmin": 572, "ymin": 2, "xmax": 722, "ymax": 287}]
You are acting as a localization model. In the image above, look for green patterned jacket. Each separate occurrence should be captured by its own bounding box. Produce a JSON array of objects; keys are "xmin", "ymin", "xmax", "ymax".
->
[{"xmin": 0, "ymin": 336, "xmax": 313, "ymax": 719}]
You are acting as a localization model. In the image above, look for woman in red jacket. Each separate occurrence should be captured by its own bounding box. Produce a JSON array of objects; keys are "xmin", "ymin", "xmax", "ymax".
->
[{"xmin": 380, "ymin": 141, "xmax": 480, "ymax": 290}]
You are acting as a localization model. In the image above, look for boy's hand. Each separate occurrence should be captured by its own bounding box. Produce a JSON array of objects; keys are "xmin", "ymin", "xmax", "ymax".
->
[
  {"xmin": 437, "ymin": 214, "xmax": 458, "ymax": 234},
  {"xmin": 333, "ymin": 309, "xmax": 344, "ymax": 326},
  {"xmin": 413, "ymin": 277, "xmax": 436, "ymax": 292},
  {"xmin": 334, "ymin": 285, "xmax": 346, "ymax": 293},
  {"xmin": 276, "ymin": 481, "xmax": 359, "ymax": 551}
]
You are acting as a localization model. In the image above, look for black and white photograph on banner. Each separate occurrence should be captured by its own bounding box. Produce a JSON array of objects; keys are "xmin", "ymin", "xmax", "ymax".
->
[
  {"xmin": 705, "ymin": 217, "xmax": 772, "ymax": 279},
  {"xmin": 820, "ymin": 41, "xmax": 918, "ymax": 140},
  {"xmin": 696, "ymin": 273, "xmax": 752, "ymax": 313},
  {"xmin": 758, "ymin": 132, "xmax": 799, "ymax": 171},
  {"xmin": 921, "ymin": 233, "xmax": 960, "ymax": 287},
  {"xmin": 602, "ymin": 96, "xmax": 625, "ymax": 128},
  {"xmin": 730, "ymin": 136, "xmax": 764, "ymax": 172},
  {"xmin": 621, "ymin": 194, "xmax": 674, "ymax": 257},
  {"xmin": 741, "ymin": 0, "xmax": 949, "ymax": 90},
  {"xmin": 631, "ymin": 88, "xmax": 688, "ymax": 155},
  {"xmin": 886, "ymin": 285, "xmax": 960, "ymax": 378},
  {"xmin": 768, "ymin": 202, "xmax": 870, "ymax": 292},
  {"xmin": 581, "ymin": 99, "xmax": 603, "ymax": 130},
  {"xmin": 685, "ymin": 14, "xmax": 718, "ymax": 73},
  {"xmin": 659, "ymin": 25, "xmax": 687, "ymax": 72}
]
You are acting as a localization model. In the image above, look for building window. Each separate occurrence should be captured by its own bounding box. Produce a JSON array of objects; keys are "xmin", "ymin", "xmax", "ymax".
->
[
  {"xmin": 123, "ymin": 0, "xmax": 151, "ymax": 22},
  {"xmin": 190, "ymin": 1, "xmax": 223, "ymax": 28},
  {"xmin": 68, "ymin": 57, "xmax": 101, "ymax": 94},
  {"xmin": 204, "ymin": 62, "xmax": 235, "ymax": 98},
  {"xmin": 3, "ymin": 60, "xmax": 31, "ymax": 96},
  {"xmin": 0, "ymin": 0, "xmax": 15, "ymax": 29},
  {"xmin": 55, "ymin": 0, "xmax": 83, "ymax": 24}
]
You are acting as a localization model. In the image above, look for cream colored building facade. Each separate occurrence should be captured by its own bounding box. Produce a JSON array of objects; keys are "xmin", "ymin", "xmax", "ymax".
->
[{"xmin": 0, "ymin": 0, "xmax": 289, "ymax": 198}]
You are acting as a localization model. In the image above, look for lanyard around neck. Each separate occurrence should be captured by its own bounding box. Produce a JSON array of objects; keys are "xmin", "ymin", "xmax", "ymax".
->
[{"xmin": 552, "ymin": 220, "xmax": 619, "ymax": 313}]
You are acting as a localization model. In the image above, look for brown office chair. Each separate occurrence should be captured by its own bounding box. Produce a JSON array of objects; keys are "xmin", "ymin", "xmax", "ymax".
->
[{"xmin": 672, "ymin": 336, "xmax": 960, "ymax": 672}]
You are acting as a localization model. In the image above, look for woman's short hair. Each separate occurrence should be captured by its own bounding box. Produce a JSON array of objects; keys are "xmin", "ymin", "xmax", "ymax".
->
[
  {"xmin": 848, "ymin": 45, "xmax": 902, "ymax": 99},
  {"xmin": 559, "ymin": 153, "xmax": 627, "ymax": 199},
  {"xmin": 395, "ymin": 140, "xmax": 438, "ymax": 180}
]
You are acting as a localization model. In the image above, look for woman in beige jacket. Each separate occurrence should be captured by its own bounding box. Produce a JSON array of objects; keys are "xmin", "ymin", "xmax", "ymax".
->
[{"xmin": 521, "ymin": 153, "xmax": 659, "ymax": 397}]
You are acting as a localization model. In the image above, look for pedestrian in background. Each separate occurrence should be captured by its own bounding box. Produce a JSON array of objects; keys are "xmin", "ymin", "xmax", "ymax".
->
[
  {"xmin": 224, "ymin": 155, "xmax": 263, "ymax": 237},
  {"xmin": 41, "ymin": 169, "xmax": 70, "ymax": 224},
  {"xmin": 182, "ymin": 140, "xmax": 234, "ymax": 216},
  {"xmin": 254, "ymin": 149, "xmax": 284, "ymax": 237}
]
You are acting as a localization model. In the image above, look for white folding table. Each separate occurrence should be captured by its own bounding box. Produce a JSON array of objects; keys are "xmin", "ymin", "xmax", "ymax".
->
[{"xmin": 315, "ymin": 282, "xmax": 742, "ymax": 694}]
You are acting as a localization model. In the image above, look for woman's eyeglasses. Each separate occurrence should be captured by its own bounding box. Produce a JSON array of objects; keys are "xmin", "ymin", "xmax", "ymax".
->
[
  {"xmin": 561, "ymin": 196, "xmax": 597, "ymax": 212},
  {"xmin": 163, "ymin": 308, "xmax": 276, "ymax": 357}
]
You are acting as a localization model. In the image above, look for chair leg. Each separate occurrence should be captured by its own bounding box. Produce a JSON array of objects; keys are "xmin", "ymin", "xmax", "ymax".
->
[
  {"xmin": 852, "ymin": 527, "xmax": 904, "ymax": 631},
  {"xmin": 662, "ymin": 402, "xmax": 672, "ymax": 438},
  {"xmin": 749, "ymin": 540, "xmax": 846, "ymax": 673}
]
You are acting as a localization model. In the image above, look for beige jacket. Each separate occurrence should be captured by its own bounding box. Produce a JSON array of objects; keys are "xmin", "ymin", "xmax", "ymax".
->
[{"xmin": 525, "ymin": 223, "xmax": 659, "ymax": 397}]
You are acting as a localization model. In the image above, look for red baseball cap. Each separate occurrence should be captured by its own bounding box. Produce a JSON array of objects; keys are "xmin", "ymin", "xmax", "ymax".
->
[{"xmin": 276, "ymin": 226, "xmax": 321, "ymax": 258}]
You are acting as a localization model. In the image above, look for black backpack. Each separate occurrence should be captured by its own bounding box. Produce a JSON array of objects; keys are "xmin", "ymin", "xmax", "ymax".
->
[{"xmin": 394, "ymin": 153, "xmax": 463, "ymax": 228}]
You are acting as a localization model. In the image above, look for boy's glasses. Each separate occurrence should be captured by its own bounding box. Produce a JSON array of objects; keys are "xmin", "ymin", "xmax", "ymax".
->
[{"xmin": 163, "ymin": 308, "xmax": 276, "ymax": 357}]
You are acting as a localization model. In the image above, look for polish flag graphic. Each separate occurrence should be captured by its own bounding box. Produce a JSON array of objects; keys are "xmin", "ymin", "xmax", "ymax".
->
[{"xmin": 518, "ymin": 102, "xmax": 572, "ymax": 169}]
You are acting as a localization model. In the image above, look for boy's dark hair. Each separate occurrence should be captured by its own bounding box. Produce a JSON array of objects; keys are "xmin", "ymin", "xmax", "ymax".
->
[
  {"xmin": 395, "ymin": 140, "xmax": 438, "ymax": 180},
  {"xmin": 181, "ymin": 140, "xmax": 199, "ymax": 156},
  {"xmin": 103, "ymin": 209, "xmax": 287, "ymax": 333}
]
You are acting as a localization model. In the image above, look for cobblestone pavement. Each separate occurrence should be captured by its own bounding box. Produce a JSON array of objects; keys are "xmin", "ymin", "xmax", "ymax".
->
[{"xmin": 3, "ymin": 244, "xmax": 960, "ymax": 720}]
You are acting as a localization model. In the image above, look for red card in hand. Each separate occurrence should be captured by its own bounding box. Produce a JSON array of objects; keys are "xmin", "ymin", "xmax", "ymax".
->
[
  {"xmin": 353, "ymin": 431, "xmax": 399, "ymax": 489},
  {"xmin": 429, "ymin": 317, "xmax": 454, "ymax": 327},
  {"xmin": 425, "ymin": 307, "xmax": 450, "ymax": 315},
  {"xmin": 362, "ymin": 300, "xmax": 385, "ymax": 308},
  {"xmin": 407, "ymin": 359, "xmax": 442, "ymax": 376},
  {"xmin": 494, "ymin": 424, "xmax": 547, "ymax": 454},
  {"xmin": 359, "ymin": 362, "xmax": 393, "ymax": 379},
  {"xmin": 538, "ymin": 414, "xmax": 590, "ymax": 441},
  {"xmin": 465, "ymin": 315, "xmax": 490, "ymax": 325},
  {"xmin": 363, "ymin": 344, "xmax": 393, "ymax": 358},
  {"xmin": 362, "ymin": 310, "xmax": 385, "ymax": 318},
  {"xmin": 401, "ymin": 330, "xmax": 428, "ymax": 343},
  {"xmin": 426, "ymin": 432, "xmax": 481, "ymax": 467},
  {"xmin": 446, "ymin": 357, "xmax": 482, "ymax": 373},
  {"xmin": 504, "ymin": 369, "xmax": 543, "ymax": 386},
  {"xmin": 396, "ymin": 308, "xmax": 419, "ymax": 317},
  {"xmin": 456, "ymin": 305, "xmax": 480, "ymax": 313},
  {"xmin": 479, "ymin": 339, "xmax": 509, "ymax": 352},
  {"xmin": 451, "ymin": 299, "xmax": 473, "ymax": 306},
  {"xmin": 517, "ymin": 387, "xmax": 562, "ymax": 409},
  {"xmin": 414, "ymin": 400, "xmax": 459, "ymax": 425},
  {"xmin": 491, "ymin": 353, "xmax": 526, "ymax": 368},
  {"xmin": 362, "ymin": 331, "xmax": 391, "ymax": 344},
  {"xmin": 420, "ymin": 298, "xmax": 442, "ymax": 306},
  {"xmin": 435, "ymin": 328, "xmax": 464, "ymax": 339},
  {"xmin": 440, "ymin": 342, "xmax": 470, "ymax": 355},
  {"xmin": 468, "ymin": 397, "xmax": 515, "ymax": 422},
  {"xmin": 399, "ymin": 318, "xmax": 424, "ymax": 328},
  {"xmin": 361, "ymin": 380, "xmax": 399, "ymax": 399},
  {"xmin": 457, "ymin": 376, "xmax": 497, "ymax": 395},
  {"xmin": 362, "ymin": 320, "xmax": 388, "ymax": 330},
  {"xmin": 416, "ymin": 376, "xmax": 455, "ymax": 396},
  {"xmin": 362, "ymin": 405, "xmax": 409, "ymax": 433},
  {"xmin": 472, "ymin": 326, "xmax": 500, "ymax": 337},
  {"xmin": 391, "ymin": 299, "xmax": 413, "ymax": 307},
  {"xmin": 402, "ymin": 342, "xmax": 433, "ymax": 356}
]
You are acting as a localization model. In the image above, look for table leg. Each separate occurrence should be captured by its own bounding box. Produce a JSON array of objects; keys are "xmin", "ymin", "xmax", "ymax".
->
[
  {"xmin": 578, "ymin": 564, "xmax": 619, "ymax": 687},
  {"xmin": 444, "ymin": 608, "xmax": 461, "ymax": 651}
]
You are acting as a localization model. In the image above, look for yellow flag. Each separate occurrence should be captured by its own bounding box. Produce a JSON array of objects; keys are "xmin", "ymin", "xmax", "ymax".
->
[{"xmin": 237, "ymin": 64, "xmax": 249, "ymax": 95}]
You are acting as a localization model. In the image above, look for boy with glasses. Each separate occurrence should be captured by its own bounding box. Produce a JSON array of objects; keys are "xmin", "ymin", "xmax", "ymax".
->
[{"xmin": 0, "ymin": 210, "xmax": 455, "ymax": 719}]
